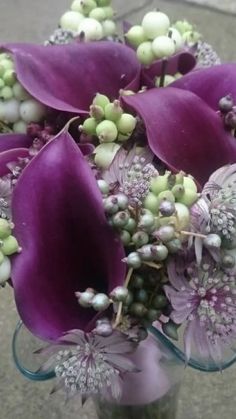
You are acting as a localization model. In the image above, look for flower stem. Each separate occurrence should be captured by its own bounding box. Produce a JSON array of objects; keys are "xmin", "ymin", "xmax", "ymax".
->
[
  {"xmin": 180, "ymin": 230, "xmax": 207, "ymax": 239},
  {"xmin": 113, "ymin": 268, "xmax": 133, "ymax": 328}
]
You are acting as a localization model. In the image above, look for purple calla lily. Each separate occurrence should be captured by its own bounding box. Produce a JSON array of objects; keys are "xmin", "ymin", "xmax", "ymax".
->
[
  {"xmin": 1, "ymin": 42, "xmax": 141, "ymax": 113},
  {"xmin": 11, "ymin": 129, "xmax": 126, "ymax": 341}
]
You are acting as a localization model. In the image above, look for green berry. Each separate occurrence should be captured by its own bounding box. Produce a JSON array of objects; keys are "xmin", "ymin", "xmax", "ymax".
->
[
  {"xmin": 152, "ymin": 294, "xmax": 168, "ymax": 309},
  {"xmin": 0, "ymin": 219, "xmax": 12, "ymax": 239},
  {"xmin": 173, "ymin": 20, "xmax": 193, "ymax": 35},
  {"xmin": 150, "ymin": 174, "xmax": 170, "ymax": 195},
  {"xmin": 97, "ymin": 0, "xmax": 111, "ymax": 6},
  {"xmin": 94, "ymin": 142, "xmax": 120, "ymax": 169},
  {"xmin": 130, "ymin": 302, "xmax": 147, "ymax": 318},
  {"xmin": 1, "ymin": 235, "xmax": 20, "ymax": 256},
  {"xmin": 222, "ymin": 254, "xmax": 235, "ymax": 269},
  {"xmin": 77, "ymin": 290, "xmax": 95, "ymax": 307},
  {"xmin": 102, "ymin": 20, "xmax": 116, "ymax": 37},
  {"xmin": 0, "ymin": 86, "xmax": 13, "ymax": 100},
  {"xmin": 139, "ymin": 212, "xmax": 155, "ymax": 230},
  {"xmin": 116, "ymin": 193, "xmax": 129, "ymax": 210},
  {"xmin": 3, "ymin": 69, "xmax": 16, "ymax": 87},
  {"xmin": 178, "ymin": 188, "xmax": 199, "ymax": 207},
  {"xmin": 12, "ymin": 82, "xmax": 30, "ymax": 101},
  {"xmin": 183, "ymin": 176, "xmax": 198, "ymax": 193},
  {"xmin": 162, "ymin": 320, "xmax": 179, "ymax": 341},
  {"xmin": 182, "ymin": 31, "xmax": 201, "ymax": 44},
  {"xmin": 174, "ymin": 202, "xmax": 190, "ymax": 230},
  {"xmin": 136, "ymin": 42, "xmax": 155, "ymax": 66},
  {"xmin": 116, "ymin": 113, "xmax": 136, "ymax": 134},
  {"xmin": 135, "ymin": 289, "xmax": 148, "ymax": 303},
  {"xmin": 119, "ymin": 230, "xmax": 131, "ymax": 246},
  {"xmin": 80, "ymin": 117, "xmax": 97, "ymax": 135},
  {"xmin": 60, "ymin": 11, "xmax": 84, "ymax": 31},
  {"xmin": 203, "ymin": 234, "xmax": 222, "ymax": 249},
  {"xmin": 152, "ymin": 36, "xmax": 175, "ymax": 59},
  {"xmin": 89, "ymin": 7, "xmax": 106, "ymax": 21},
  {"xmin": 142, "ymin": 11, "xmax": 170, "ymax": 39},
  {"xmin": 112, "ymin": 211, "xmax": 129, "ymax": 228},
  {"xmin": 172, "ymin": 184, "xmax": 185, "ymax": 200},
  {"xmin": 96, "ymin": 120, "xmax": 118, "ymax": 142},
  {"xmin": 124, "ymin": 218, "xmax": 136, "ymax": 233},
  {"xmin": 110, "ymin": 286, "xmax": 129, "ymax": 302},
  {"xmin": 132, "ymin": 231, "xmax": 149, "ymax": 247},
  {"xmin": 144, "ymin": 192, "xmax": 159, "ymax": 214},
  {"xmin": 102, "ymin": 6, "xmax": 114, "ymax": 19},
  {"xmin": 93, "ymin": 93, "xmax": 110, "ymax": 109},
  {"xmin": 104, "ymin": 100, "xmax": 123, "ymax": 122},
  {"xmin": 1, "ymin": 58, "xmax": 14, "ymax": 71},
  {"xmin": 131, "ymin": 274, "xmax": 144, "ymax": 289},
  {"xmin": 146, "ymin": 309, "xmax": 161, "ymax": 322},
  {"xmin": 117, "ymin": 133, "xmax": 130, "ymax": 142},
  {"xmin": 97, "ymin": 179, "xmax": 109, "ymax": 195},
  {"xmin": 156, "ymin": 225, "xmax": 175, "ymax": 243},
  {"xmin": 125, "ymin": 25, "xmax": 147, "ymax": 48},
  {"xmin": 103, "ymin": 195, "xmax": 119, "ymax": 214},
  {"xmin": 157, "ymin": 190, "xmax": 175, "ymax": 208},
  {"xmin": 92, "ymin": 293, "xmax": 111, "ymax": 311},
  {"xmin": 166, "ymin": 238, "xmax": 182, "ymax": 253},
  {"xmin": 138, "ymin": 244, "xmax": 154, "ymax": 261},
  {"xmin": 89, "ymin": 104, "xmax": 104, "ymax": 120},
  {"xmin": 126, "ymin": 252, "xmax": 142, "ymax": 269},
  {"xmin": 151, "ymin": 244, "xmax": 168, "ymax": 261}
]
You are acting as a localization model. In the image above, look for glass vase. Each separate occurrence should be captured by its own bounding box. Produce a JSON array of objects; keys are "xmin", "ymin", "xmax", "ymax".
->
[{"xmin": 12, "ymin": 322, "xmax": 236, "ymax": 419}]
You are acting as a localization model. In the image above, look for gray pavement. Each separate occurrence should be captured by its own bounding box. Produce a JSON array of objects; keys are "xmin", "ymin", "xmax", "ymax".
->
[{"xmin": 0, "ymin": 1, "xmax": 236, "ymax": 418}]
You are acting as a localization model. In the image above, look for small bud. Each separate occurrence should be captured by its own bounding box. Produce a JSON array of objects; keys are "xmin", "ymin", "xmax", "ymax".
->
[
  {"xmin": 89, "ymin": 7, "xmax": 106, "ymax": 21},
  {"xmin": 159, "ymin": 200, "xmax": 175, "ymax": 217},
  {"xmin": 1, "ymin": 235, "xmax": 20, "ymax": 256},
  {"xmin": 156, "ymin": 225, "xmax": 175, "ymax": 243},
  {"xmin": 77, "ymin": 290, "xmax": 95, "ymax": 307},
  {"xmin": 138, "ymin": 244, "xmax": 154, "ymax": 261},
  {"xmin": 124, "ymin": 290, "xmax": 134, "ymax": 306},
  {"xmin": 126, "ymin": 252, "xmax": 142, "ymax": 269},
  {"xmin": 130, "ymin": 302, "xmax": 147, "ymax": 318},
  {"xmin": 93, "ymin": 93, "xmax": 110, "ymax": 109},
  {"xmin": 78, "ymin": 18, "xmax": 104, "ymax": 41},
  {"xmin": 203, "ymin": 234, "xmax": 222, "ymax": 249},
  {"xmin": 151, "ymin": 244, "xmax": 168, "ymax": 261},
  {"xmin": 79, "ymin": 117, "xmax": 97, "ymax": 135},
  {"xmin": 132, "ymin": 231, "xmax": 149, "ymax": 247},
  {"xmin": 92, "ymin": 293, "xmax": 110, "ymax": 311},
  {"xmin": 219, "ymin": 95, "xmax": 234, "ymax": 113},
  {"xmin": 0, "ymin": 219, "xmax": 12, "ymax": 239},
  {"xmin": 110, "ymin": 286, "xmax": 129, "ymax": 302},
  {"xmin": 97, "ymin": 179, "xmax": 109, "ymax": 195},
  {"xmin": 104, "ymin": 100, "xmax": 123, "ymax": 122},
  {"xmin": 119, "ymin": 230, "xmax": 131, "ymax": 246},
  {"xmin": 162, "ymin": 320, "xmax": 179, "ymax": 341},
  {"xmin": 89, "ymin": 104, "xmax": 104, "ymax": 120},
  {"xmin": 112, "ymin": 211, "xmax": 129, "ymax": 228},
  {"xmin": 116, "ymin": 193, "xmax": 129, "ymax": 210},
  {"xmin": 103, "ymin": 195, "xmax": 119, "ymax": 214},
  {"xmin": 96, "ymin": 120, "xmax": 118, "ymax": 142},
  {"xmin": 152, "ymin": 294, "xmax": 168, "ymax": 309},
  {"xmin": 94, "ymin": 142, "xmax": 120, "ymax": 169}
]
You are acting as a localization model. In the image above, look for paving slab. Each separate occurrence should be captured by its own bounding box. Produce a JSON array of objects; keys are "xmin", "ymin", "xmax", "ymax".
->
[
  {"xmin": 0, "ymin": 1, "xmax": 236, "ymax": 419},
  {"xmin": 179, "ymin": 0, "xmax": 236, "ymax": 14}
]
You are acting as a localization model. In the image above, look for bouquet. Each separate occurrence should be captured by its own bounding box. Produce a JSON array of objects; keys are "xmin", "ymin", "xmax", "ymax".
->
[{"xmin": 1, "ymin": 0, "xmax": 236, "ymax": 416}]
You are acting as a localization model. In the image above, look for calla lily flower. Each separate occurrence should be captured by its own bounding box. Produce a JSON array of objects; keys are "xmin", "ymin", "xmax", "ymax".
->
[
  {"xmin": 0, "ymin": 40, "xmax": 236, "ymax": 344},
  {"xmin": 11, "ymin": 129, "xmax": 126, "ymax": 341}
]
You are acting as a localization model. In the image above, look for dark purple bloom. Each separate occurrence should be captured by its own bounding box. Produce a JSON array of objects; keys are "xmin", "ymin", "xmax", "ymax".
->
[
  {"xmin": 11, "ymin": 128, "xmax": 126, "ymax": 341},
  {"xmin": 37, "ymin": 329, "xmax": 138, "ymax": 400},
  {"xmin": 165, "ymin": 254, "xmax": 236, "ymax": 364}
]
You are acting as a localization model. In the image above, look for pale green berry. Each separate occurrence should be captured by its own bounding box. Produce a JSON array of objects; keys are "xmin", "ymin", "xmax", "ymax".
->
[
  {"xmin": 93, "ymin": 93, "xmax": 110, "ymax": 109},
  {"xmin": 1, "ymin": 58, "xmax": 14, "ymax": 71},
  {"xmin": 89, "ymin": 104, "xmax": 104, "ymax": 120},
  {"xmin": 169, "ymin": 27, "xmax": 183, "ymax": 51},
  {"xmin": 150, "ymin": 174, "xmax": 170, "ymax": 195},
  {"xmin": 92, "ymin": 293, "xmax": 111, "ymax": 311},
  {"xmin": 116, "ymin": 113, "xmax": 136, "ymax": 134},
  {"xmin": 182, "ymin": 31, "xmax": 201, "ymax": 44},
  {"xmin": 175, "ymin": 172, "xmax": 184, "ymax": 185},
  {"xmin": 112, "ymin": 211, "xmax": 129, "ymax": 228},
  {"xmin": 102, "ymin": 6, "xmax": 114, "ymax": 19},
  {"xmin": 110, "ymin": 286, "xmax": 129, "ymax": 302},
  {"xmin": 71, "ymin": 0, "xmax": 83, "ymax": 12},
  {"xmin": 0, "ymin": 256, "xmax": 11, "ymax": 285},
  {"xmin": 104, "ymin": 100, "xmax": 123, "ymax": 122},
  {"xmin": 172, "ymin": 184, "xmax": 185, "ymax": 200},
  {"xmin": 167, "ymin": 238, "xmax": 182, "ymax": 253},
  {"xmin": 126, "ymin": 252, "xmax": 142, "ymax": 269},
  {"xmin": 77, "ymin": 290, "xmax": 94, "ymax": 307},
  {"xmin": 125, "ymin": 25, "xmax": 147, "ymax": 48},
  {"xmin": 96, "ymin": 120, "xmax": 118, "ymax": 142},
  {"xmin": 89, "ymin": 7, "xmax": 106, "ymax": 21},
  {"xmin": 13, "ymin": 120, "xmax": 27, "ymax": 134},
  {"xmin": 97, "ymin": 179, "xmax": 109, "ymax": 195},
  {"xmin": 79, "ymin": 117, "xmax": 97, "ymax": 135},
  {"xmin": 174, "ymin": 202, "xmax": 190, "ymax": 230},
  {"xmin": 156, "ymin": 225, "xmax": 175, "ymax": 243},
  {"xmin": 178, "ymin": 188, "xmax": 199, "ymax": 207},
  {"xmin": 1, "ymin": 235, "xmax": 20, "ymax": 256},
  {"xmin": 20, "ymin": 99, "xmax": 46, "ymax": 123},
  {"xmin": 162, "ymin": 321, "xmax": 179, "ymax": 341},
  {"xmin": 116, "ymin": 193, "xmax": 129, "ymax": 210},
  {"xmin": 1, "ymin": 86, "xmax": 13, "ymax": 100},
  {"xmin": 103, "ymin": 195, "xmax": 119, "ymax": 214},
  {"xmin": 78, "ymin": 18, "xmax": 104, "ymax": 41},
  {"xmin": 139, "ymin": 212, "xmax": 155, "ymax": 229},
  {"xmin": 117, "ymin": 133, "xmax": 130, "ymax": 143},
  {"xmin": 142, "ymin": 11, "xmax": 170, "ymax": 40},
  {"xmin": 0, "ymin": 79, "xmax": 4, "ymax": 89},
  {"xmin": 97, "ymin": 0, "xmax": 111, "ymax": 6},
  {"xmin": 203, "ymin": 234, "xmax": 222, "ymax": 249},
  {"xmin": 157, "ymin": 190, "xmax": 175, "ymax": 207},
  {"xmin": 137, "ymin": 41, "xmax": 155, "ymax": 66},
  {"xmin": 60, "ymin": 11, "xmax": 84, "ymax": 31},
  {"xmin": 152, "ymin": 36, "xmax": 175, "ymax": 59},
  {"xmin": 151, "ymin": 244, "xmax": 168, "ymax": 261},
  {"xmin": 0, "ymin": 219, "xmax": 12, "ymax": 239},
  {"xmin": 13, "ymin": 82, "xmax": 30, "ymax": 101},
  {"xmin": 0, "ymin": 251, "xmax": 4, "ymax": 265},
  {"xmin": 183, "ymin": 176, "xmax": 198, "ymax": 193},
  {"xmin": 119, "ymin": 230, "xmax": 131, "ymax": 246},
  {"xmin": 102, "ymin": 20, "xmax": 116, "ymax": 37},
  {"xmin": 94, "ymin": 142, "xmax": 120, "ymax": 169},
  {"xmin": 73, "ymin": 0, "xmax": 97, "ymax": 15},
  {"xmin": 144, "ymin": 192, "xmax": 159, "ymax": 214},
  {"xmin": 0, "ymin": 65, "xmax": 5, "ymax": 77},
  {"xmin": 173, "ymin": 20, "xmax": 193, "ymax": 35},
  {"xmin": 155, "ymin": 74, "xmax": 175, "ymax": 87},
  {"xmin": 124, "ymin": 218, "xmax": 136, "ymax": 233},
  {"xmin": 138, "ymin": 244, "xmax": 153, "ymax": 261},
  {"xmin": 1, "ymin": 99, "xmax": 20, "ymax": 123},
  {"xmin": 132, "ymin": 231, "xmax": 149, "ymax": 248},
  {"xmin": 3, "ymin": 69, "xmax": 16, "ymax": 87}
]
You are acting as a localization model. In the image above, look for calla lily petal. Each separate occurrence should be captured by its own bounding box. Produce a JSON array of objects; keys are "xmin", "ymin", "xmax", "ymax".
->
[
  {"xmin": 11, "ymin": 130, "xmax": 126, "ymax": 341},
  {"xmin": 123, "ymin": 87, "xmax": 236, "ymax": 185},
  {"xmin": 0, "ymin": 148, "xmax": 29, "ymax": 177},
  {"xmin": 0, "ymin": 133, "xmax": 32, "ymax": 153},
  {"xmin": 142, "ymin": 51, "xmax": 196, "ymax": 88},
  {"xmin": 1, "ymin": 42, "xmax": 141, "ymax": 113},
  {"xmin": 172, "ymin": 63, "xmax": 236, "ymax": 110}
]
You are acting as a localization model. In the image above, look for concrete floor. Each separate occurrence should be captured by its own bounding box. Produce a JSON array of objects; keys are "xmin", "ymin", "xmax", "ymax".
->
[{"xmin": 0, "ymin": 1, "xmax": 236, "ymax": 418}]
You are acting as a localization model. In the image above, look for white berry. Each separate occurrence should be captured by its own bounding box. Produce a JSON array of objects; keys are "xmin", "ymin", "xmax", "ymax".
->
[
  {"xmin": 152, "ymin": 36, "xmax": 175, "ymax": 58},
  {"xmin": 20, "ymin": 99, "xmax": 46, "ymax": 123},
  {"xmin": 78, "ymin": 18, "xmax": 104, "ymax": 40},
  {"xmin": 169, "ymin": 27, "xmax": 183, "ymax": 51},
  {"xmin": 60, "ymin": 11, "xmax": 84, "ymax": 31},
  {"xmin": 142, "ymin": 11, "xmax": 170, "ymax": 40}
]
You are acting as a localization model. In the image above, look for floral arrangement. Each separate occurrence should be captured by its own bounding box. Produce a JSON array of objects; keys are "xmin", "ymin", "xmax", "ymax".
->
[{"xmin": 1, "ymin": 0, "xmax": 236, "ymax": 409}]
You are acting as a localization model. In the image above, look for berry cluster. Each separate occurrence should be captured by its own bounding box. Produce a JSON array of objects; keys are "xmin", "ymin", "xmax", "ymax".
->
[
  {"xmin": 0, "ymin": 53, "xmax": 46, "ymax": 134},
  {"xmin": 0, "ymin": 218, "xmax": 21, "ymax": 286},
  {"xmin": 60, "ymin": 0, "xmax": 116, "ymax": 41},
  {"xmin": 219, "ymin": 94, "xmax": 236, "ymax": 133}
]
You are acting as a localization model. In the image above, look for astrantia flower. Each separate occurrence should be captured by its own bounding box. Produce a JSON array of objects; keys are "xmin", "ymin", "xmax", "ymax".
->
[
  {"xmin": 165, "ymin": 254, "xmax": 236, "ymax": 363},
  {"xmin": 38, "ymin": 329, "xmax": 138, "ymax": 401}
]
